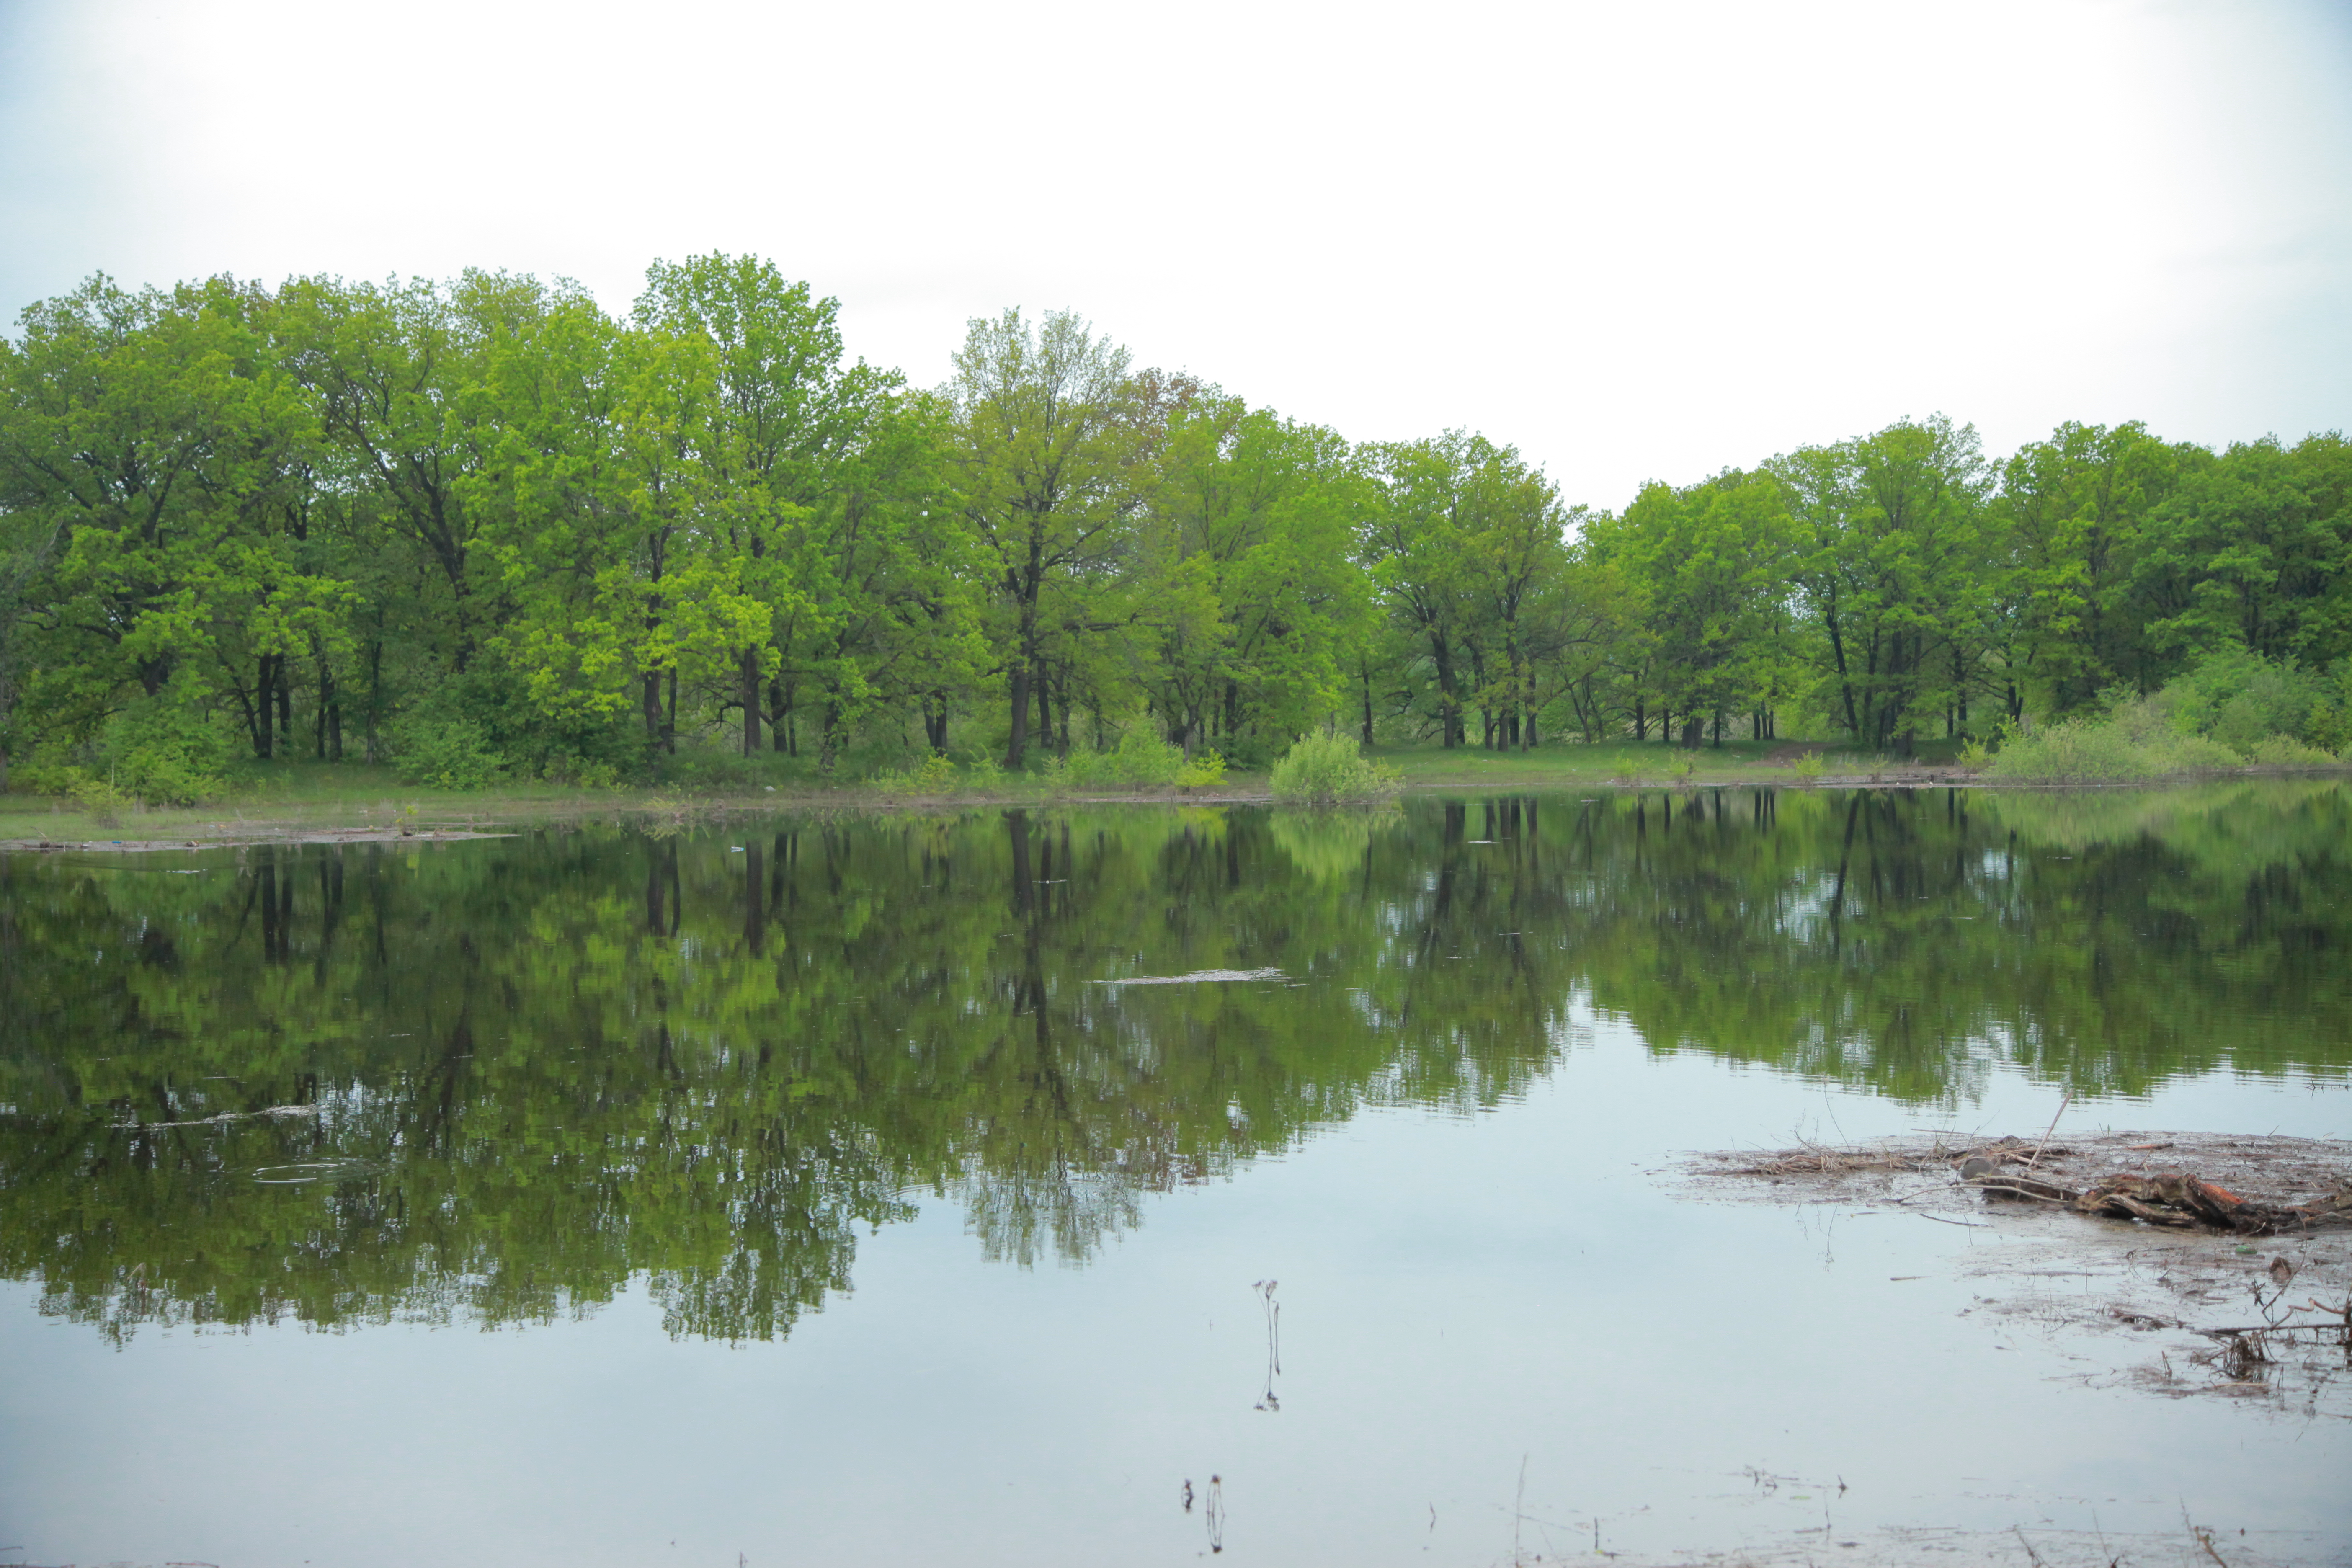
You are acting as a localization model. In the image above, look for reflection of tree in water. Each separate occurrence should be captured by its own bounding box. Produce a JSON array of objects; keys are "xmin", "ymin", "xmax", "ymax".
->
[{"xmin": 2, "ymin": 781, "xmax": 2346, "ymax": 1342}]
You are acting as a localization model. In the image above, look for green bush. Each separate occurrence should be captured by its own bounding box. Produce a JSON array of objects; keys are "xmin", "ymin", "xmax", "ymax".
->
[
  {"xmin": 2244, "ymin": 734, "xmax": 2334, "ymax": 766},
  {"xmin": 1984, "ymin": 715, "xmax": 2239, "ymax": 782},
  {"xmin": 1176, "ymin": 749, "xmax": 1228, "ymax": 788},
  {"xmin": 387, "ymin": 709, "xmax": 506, "ymax": 790},
  {"xmin": 877, "ymin": 753, "xmax": 959, "ymax": 796},
  {"xmin": 1269, "ymin": 731, "xmax": 1400, "ymax": 803},
  {"xmin": 1220, "ymin": 735, "xmax": 1277, "ymax": 772},
  {"xmin": 1045, "ymin": 729, "xmax": 1189, "ymax": 790},
  {"xmin": 2161, "ymin": 649, "xmax": 2319, "ymax": 753}
]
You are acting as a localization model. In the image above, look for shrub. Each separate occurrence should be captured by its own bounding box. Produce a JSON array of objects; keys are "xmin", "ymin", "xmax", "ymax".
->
[
  {"xmin": 95, "ymin": 682, "xmax": 230, "ymax": 806},
  {"xmin": 1219, "ymin": 735, "xmax": 1277, "ymax": 772},
  {"xmin": 1176, "ymin": 749, "xmax": 1228, "ymax": 789},
  {"xmin": 387, "ymin": 710, "xmax": 505, "ymax": 790},
  {"xmin": 877, "ymin": 753, "xmax": 959, "ymax": 796},
  {"xmin": 1790, "ymin": 752, "xmax": 1826, "ymax": 782},
  {"xmin": 68, "ymin": 772, "xmax": 132, "ymax": 826},
  {"xmin": 1269, "ymin": 731, "xmax": 1400, "ymax": 804},
  {"xmin": 1984, "ymin": 715, "xmax": 2238, "ymax": 782},
  {"xmin": 2244, "ymin": 734, "xmax": 2334, "ymax": 766},
  {"xmin": 1044, "ymin": 729, "xmax": 1190, "ymax": 791}
]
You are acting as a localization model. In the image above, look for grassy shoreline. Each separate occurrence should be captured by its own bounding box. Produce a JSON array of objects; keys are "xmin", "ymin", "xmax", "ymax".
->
[{"xmin": 5, "ymin": 742, "xmax": 2349, "ymax": 849}]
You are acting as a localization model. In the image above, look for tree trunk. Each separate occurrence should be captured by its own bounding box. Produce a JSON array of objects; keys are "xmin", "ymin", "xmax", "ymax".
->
[
  {"xmin": 1429, "ymin": 634, "xmax": 1461, "ymax": 748},
  {"xmin": 363, "ymin": 639, "xmax": 383, "ymax": 764},
  {"xmin": 314, "ymin": 657, "xmax": 332, "ymax": 759},
  {"xmin": 256, "ymin": 654, "xmax": 278, "ymax": 759},
  {"xmin": 1035, "ymin": 661, "xmax": 1053, "ymax": 760},
  {"xmin": 1005, "ymin": 660, "xmax": 1032, "ymax": 771},
  {"xmin": 740, "ymin": 647, "xmax": 763, "ymax": 756}
]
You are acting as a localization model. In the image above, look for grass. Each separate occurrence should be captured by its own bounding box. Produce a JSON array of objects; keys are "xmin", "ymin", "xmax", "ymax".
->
[
  {"xmin": 0, "ymin": 754, "xmax": 1266, "ymax": 844},
  {"xmin": 1366, "ymin": 736, "xmax": 1967, "ymax": 788},
  {"xmin": 2, "ymin": 732, "xmax": 2210, "ymax": 847},
  {"xmin": 0, "ymin": 761, "xmax": 611, "ymax": 843}
]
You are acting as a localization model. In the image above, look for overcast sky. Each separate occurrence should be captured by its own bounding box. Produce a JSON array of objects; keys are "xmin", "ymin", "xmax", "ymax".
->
[{"xmin": 2, "ymin": 0, "xmax": 2347, "ymax": 508}]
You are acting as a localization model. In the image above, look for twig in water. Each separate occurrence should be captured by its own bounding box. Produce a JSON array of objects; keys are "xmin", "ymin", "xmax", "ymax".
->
[
  {"xmin": 2183, "ymin": 1502, "xmax": 2229, "ymax": 1568},
  {"xmin": 2027, "ymin": 1091, "xmax": 2074, "ymax": 1170},
  {"xmin": 1513, "ymin": 1454, "xmax": 1528, "ymax": 1567}
]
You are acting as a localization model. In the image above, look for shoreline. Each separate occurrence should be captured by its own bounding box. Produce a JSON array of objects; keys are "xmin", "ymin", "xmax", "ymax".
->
[{"xmin": 4, "ymin": 762, "xmax": 2350, "ymax": 853}]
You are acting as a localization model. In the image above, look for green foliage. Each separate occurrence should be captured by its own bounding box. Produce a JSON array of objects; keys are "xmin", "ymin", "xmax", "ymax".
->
[
  {"xmin": 1981, "ymin": 647, "xmax": 2352, "ymax": 779},
  {"xmin": 1269, "ymin": 731, "xmax": 1400, "ymax": 803},
  {"xmin": 100, "ymin": 682, "xmax": 230, "ymax": 805},
  {"xmin": 2244, "ymin": 734, "xmax": 2336, "ymax": 766},
  {"xmin": 3, "ymin": 260, "xmax": 2348, "ymax": 784},
  {"xmin": 1790, "ymin": 751, "xmax": 1826, "ymax": 781},
  {"xmin": 2157, "ymin": 647, "xmax": 2326, "ymax": 755},
  {"xmin": 877, "ymin": 753, "xmax": 959, "ymax": 796},
  {"xmin": 387, "ymin": 707, "xmax": 505, "ymax": 790},
  {"xmin": 1176, "ymin": 749, "xmax": 1228, "ymax": 788},
  {"xmin": 1045, "ymin": 729, "xmax": 1191, "ymax": 789},
  {"xmin": 1983, "ymin": 711, "xmax": 2240, "ymax": 781}
]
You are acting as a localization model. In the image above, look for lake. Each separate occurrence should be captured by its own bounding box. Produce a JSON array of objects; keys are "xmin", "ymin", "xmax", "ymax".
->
[{"xmin": 3, "ymin": 782, "xmax": 2347, "ymax": 1565}]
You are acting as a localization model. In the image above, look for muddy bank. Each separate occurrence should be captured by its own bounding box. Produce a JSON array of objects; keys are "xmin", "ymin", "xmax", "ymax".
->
[{"xmin": 2, "ymin": 826, "xmax": 516, "ymax": 852}]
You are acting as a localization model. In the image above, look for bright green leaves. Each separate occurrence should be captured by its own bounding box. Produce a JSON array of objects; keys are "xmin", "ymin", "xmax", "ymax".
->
[
  {"xmin": 0, "ymin": 274, "xmax": 326, "ymax": 787},
  {"xmin": 1139, "ymin": 397, "xmax": 1375, "ymax": 754},
  {"xmin": 946, "ymin": 309, "xmax": 1141, "ymax": 768},
  {"xmin": 1363, "ymin": 431, "xmax": 1589, "ymax": 750}
]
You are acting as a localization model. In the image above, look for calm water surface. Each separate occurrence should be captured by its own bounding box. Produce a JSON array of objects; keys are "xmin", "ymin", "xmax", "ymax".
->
[{"xmin": 3, "ymin": 781, "xmax": 2348, "ymax": 1565}]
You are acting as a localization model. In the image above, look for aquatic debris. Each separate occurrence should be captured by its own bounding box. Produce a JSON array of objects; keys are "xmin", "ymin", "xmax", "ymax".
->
[
  {"xmin": 1709, "ymin": 1132, "xmax": 2352, "ymax": 1235},
  {"xmin": 250, "ymin": 1159, "xmax": 379, "ymax": 1184},
  {"xmin": 1970, "ymin": 1166, "xmax": 2352, "ymax": 1236},
  {"xmin": 1726, "ymin": 1139, "xmax": 1954, "ymax": 1177},
  {"xmin": 1094, "ymin": 968, "xmax": 1283, "ymax": 986},
  {"xmin": 1253, "ymin": 1279, "xmax": 1281, "ymax": 1413},
  {"xmin": 112, "ymin": 1103, "xmax": 319, "ymax": 1130}
]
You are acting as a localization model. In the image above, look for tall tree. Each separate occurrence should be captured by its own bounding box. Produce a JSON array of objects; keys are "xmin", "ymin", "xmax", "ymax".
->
[{"xmin": 945, "ymin": 310, "xmax": 1140, "ymax": 769}]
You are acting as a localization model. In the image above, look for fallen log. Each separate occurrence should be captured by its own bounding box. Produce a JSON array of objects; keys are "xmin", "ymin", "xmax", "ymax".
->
[{"xmin": 1965, "ymin": 1167, "xmax": 2352, "ymax": 1235}]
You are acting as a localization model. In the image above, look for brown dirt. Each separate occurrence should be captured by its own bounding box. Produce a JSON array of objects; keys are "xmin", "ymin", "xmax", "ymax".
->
[{"xmin": 2, "ymin": 827, "xmax": 517, "ymax": 852}]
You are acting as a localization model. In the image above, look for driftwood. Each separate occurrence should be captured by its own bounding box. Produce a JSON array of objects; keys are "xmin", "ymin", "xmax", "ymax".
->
[
  {"xmin": 1970, "ymin": 1167, "xmax": 2352, "ymax": 1235},
  {"xmin": 112, "ymin": 1103, "xmax": 319, "ymax": 1131}
]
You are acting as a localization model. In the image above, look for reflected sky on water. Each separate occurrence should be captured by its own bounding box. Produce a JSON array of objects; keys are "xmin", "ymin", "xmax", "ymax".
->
[{"xmin": 2, "ymin": 782, "xmax": 2347, "ymax": 1564}]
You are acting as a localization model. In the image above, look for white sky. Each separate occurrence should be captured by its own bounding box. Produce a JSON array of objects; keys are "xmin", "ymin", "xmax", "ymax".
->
[{"xmin": 2, "ymin": 0, "xmax": 2347, "ymax": 509}]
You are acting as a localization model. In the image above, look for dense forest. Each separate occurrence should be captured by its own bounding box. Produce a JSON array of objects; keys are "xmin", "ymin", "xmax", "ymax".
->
[{"xmin": 1, "ymin": 255, "xmax": 2348, "ymax": 800}]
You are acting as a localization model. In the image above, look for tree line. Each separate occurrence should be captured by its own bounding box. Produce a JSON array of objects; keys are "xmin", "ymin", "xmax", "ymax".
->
[{"xmin": 1, "ymin": 254, "xmax": 2346, "ymax": 799}]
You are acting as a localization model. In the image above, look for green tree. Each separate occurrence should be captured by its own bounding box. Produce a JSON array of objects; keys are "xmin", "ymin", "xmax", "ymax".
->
[
  {"xmin": 1775, "ymin": 416, "xmax": 1994, "ymax": 750},
  {"xmin": 1136, "ymin": 391, "xmax": 1374, "ymax": 755},
  {"xmin": 945, "ymin": 309, "xmax": 1142, "ymax": 769},
  {"xmin": 0, "ymin": 274, "xmax": 341, "ymax": 797}
]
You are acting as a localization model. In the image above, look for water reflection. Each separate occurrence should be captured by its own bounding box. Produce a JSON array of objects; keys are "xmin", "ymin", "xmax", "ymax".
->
[{"xmin": 2, "ymin": 781, "xmax": 2345, "ymax": 1344}]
